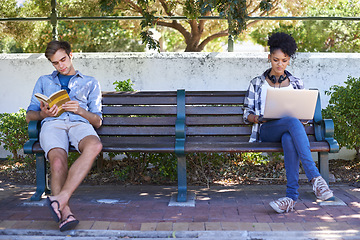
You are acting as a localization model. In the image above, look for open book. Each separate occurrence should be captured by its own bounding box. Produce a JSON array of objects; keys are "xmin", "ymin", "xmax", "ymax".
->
[{"xmin": 35, "ymin": 89, "xmax": 71, "ymax": 117}]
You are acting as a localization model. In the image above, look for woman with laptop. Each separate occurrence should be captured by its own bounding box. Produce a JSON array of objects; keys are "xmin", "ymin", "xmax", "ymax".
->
[{"xmin": 243, "ymin": 32, "xmax": 333, "ymax": 213}]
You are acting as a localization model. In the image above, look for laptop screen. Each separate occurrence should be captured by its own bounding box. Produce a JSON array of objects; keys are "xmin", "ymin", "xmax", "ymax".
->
[{"xmin": 262, "ymin": 88, "xmax": 318, "ymax": 120}]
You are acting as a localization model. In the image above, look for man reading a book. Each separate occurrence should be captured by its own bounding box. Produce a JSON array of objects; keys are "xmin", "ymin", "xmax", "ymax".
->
[{"xmin": 26, "ymin": 40, "xmax": 103, "ymax": 232}]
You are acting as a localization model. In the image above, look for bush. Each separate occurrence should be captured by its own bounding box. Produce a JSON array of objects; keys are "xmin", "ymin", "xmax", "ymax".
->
[
  {"xmin": 113, "ymin": 79, "xmax": 134, "ymax": 91},
  {"xmin": 0, "ymin": 109, "xmax": 29, "ymax": 160},
  {"xmin": 323, "ymin": 76, "xmax": 360, "ymax": 160}
]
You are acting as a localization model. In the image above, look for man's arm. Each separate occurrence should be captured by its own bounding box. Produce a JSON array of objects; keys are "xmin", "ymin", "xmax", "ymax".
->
[
  {"xmin": 62, "ymin": 101, "xmax": 102, "ymax": 128},
  {"xmin": 26, "ymin": 102, "xmax": 59, "ymax": 123}
]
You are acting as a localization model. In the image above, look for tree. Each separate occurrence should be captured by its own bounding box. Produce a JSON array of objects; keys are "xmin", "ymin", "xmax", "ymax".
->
[
  {"xmin": 99, "ymin": 0, "xmax": 281, "ymax": 52},
  {"xmin": 0, "ymin": 0, "xmax": 145, "ymax": 53},
  {"xmin": 250, "ymin": 0, "xmax": 360, "ymax": 52}
]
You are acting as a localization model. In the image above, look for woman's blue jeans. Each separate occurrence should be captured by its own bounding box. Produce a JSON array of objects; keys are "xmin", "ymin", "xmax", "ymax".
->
[{"xmin": 259, "ymin": 117, "xmax": 321, "ymax": 201}]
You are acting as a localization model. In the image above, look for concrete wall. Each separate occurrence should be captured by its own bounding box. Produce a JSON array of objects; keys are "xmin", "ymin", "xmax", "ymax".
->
[{"xmin": 1, "ymin": 52, "xmax": 360, "ymax": 159}]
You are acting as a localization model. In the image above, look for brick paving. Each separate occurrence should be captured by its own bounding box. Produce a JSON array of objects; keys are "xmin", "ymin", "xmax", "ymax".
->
[{"xmin": 1, "ymin": 182, "xmax": 360, "ymax": 233}]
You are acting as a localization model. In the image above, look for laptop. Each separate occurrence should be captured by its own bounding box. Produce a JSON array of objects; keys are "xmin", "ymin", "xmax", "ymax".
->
[{"xmin": 258, "ymin": 88, "xmax": 318, "ymax": 122}]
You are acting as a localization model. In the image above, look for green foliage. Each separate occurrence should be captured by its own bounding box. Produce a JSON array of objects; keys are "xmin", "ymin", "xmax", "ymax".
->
[
  {"xmin": 58, "ymin": 21, "xmax": 145, "ymax": 53},
  {"xmin": 0, "ymin": 0, "xmax": 145, "ymax": 53},
  {"xmin": 112, "ymin": 152, "xmax": 178, "ymax": 182},
  {"xmin": 140, "ymin": 30, "xmax": 160, "ymax": 52},
  {"xmin": 113, "ymin": 79, "xmax": 135, "ymax": 91},
  {"xmin": 0, "ymin": 109, "xmax": 29, "ymax": 160},
  {"xmin": 109, "ymin": 151, "xmax": 281, "ymax": 185},
  {"xmin": 250, "ymin": 0, "xmax": 360, "ymax": 52},
  {"xmin": 323, "ymin": 76, "xmax": 360, "ymax": 159},
  {"xmin": 199, "ymin": 0, "xmax": 273, "ymax": 37},
  {"xmin": 67, "ymin": 152, "xmax": 80, "ymax": 167}
]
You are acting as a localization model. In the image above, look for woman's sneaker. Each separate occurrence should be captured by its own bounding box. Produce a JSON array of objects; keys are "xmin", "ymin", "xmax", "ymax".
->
[
  {"xmin": 312, "ymin": 176, "xmax": 333, "ymax": 200},
  {"xmin": 269, "ymin": 197, "xmax": 296, "ymax": 213}
]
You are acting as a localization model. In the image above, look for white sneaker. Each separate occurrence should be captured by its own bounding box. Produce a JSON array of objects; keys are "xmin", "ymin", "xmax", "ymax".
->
[
  {"xmin": 312, "ymin": 176, "xmax": 333, "ymax": 200},
  {"xmin": 269, "ymin": 197, "xmax": 296, "ymax": 213}
]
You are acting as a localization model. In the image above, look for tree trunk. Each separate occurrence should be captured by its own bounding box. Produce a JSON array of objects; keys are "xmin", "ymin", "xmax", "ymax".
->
[
  {"xmin": 184, "ymin": 35, "xmax": 204, "ymax": 52},
  {"xmin": 12, "ymin": 149, "xmax": 19, "ymax": 161},
  {"xmin": 356, "ymin": 147, "xmax": 360, "ymax": 162}
]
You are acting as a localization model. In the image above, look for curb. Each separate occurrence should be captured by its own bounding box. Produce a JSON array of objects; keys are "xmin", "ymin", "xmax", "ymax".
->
[{"xmin": 1, "ymin": 229, "xmax": 360, "ymax": 240}]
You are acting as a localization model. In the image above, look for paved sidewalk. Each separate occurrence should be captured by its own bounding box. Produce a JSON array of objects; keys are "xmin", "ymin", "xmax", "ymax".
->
[{"xmin": 1, "ymin": 182, "xmax": 360, "ymax": 239}]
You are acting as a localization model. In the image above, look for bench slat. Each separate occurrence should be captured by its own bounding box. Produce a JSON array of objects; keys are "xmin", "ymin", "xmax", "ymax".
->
[
  {"xmin": 184, "ymin": 142, "xmax": 330, "ymax": 152},
  {"xmin": 186, "ymin": 106, "xmax": 243, "ymax": 115},
  {"xmin": 102, "ymin": 91, "xmax": 178, "ymax": 96},
  {"xmin": 185, "ymin": 91, "xmax": 246, "ymax": 96},
  {"xmin": 186, "ymin": 126, "xmax": 252, "ymax": 135},
  {"xmin": 186, "ymin": 135, "xmax": 318, "ymax": 143},
  {"xmin": 103, "ymin": 96, "xmax": 177, "ymax": 105},
  {"xmin": 186, "ymin": 116, "xmax": 245, "ymax": 125},
  {"xmin": 185, "ymin": 96, "xmax": 245, "ymax": 104},
  {"xmin": 102, "ymin": 117, "xmax": 176, "ymax": 126},
  {"xmin": 103, "ymin": 106, "xmax": 177, "ymax": 115},
  {"xmin": 186, "ymin": 126, "xmax": 313, "ymax": 136},
  {"xmin": 30, "ymin": 142, "xmax": 175, "ymax": 153},
  {"xmin": 100, "ymin": 136, "xmax": 175, "ymax": 144},
  {"xmin": 97, "ymin": 126, "xmax": 175, "ymax": 136}
]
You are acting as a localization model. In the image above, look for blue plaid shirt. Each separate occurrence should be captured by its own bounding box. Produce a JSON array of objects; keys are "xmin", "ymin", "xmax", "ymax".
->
[
  {"xmin": 243, "ymin": 69, "xmax": 304, "ymax": 142},
  {"xmin": 27, "ymin": 70, "xmax": 102, "ymax": 125}
]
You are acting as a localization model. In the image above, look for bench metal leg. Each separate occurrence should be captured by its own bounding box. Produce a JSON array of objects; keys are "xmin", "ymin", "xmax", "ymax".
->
[
  {"xmin": 30, "ymin": 153, "xmax": 50, "ymax": 201},
  {"xmin": 177, "ymin": 155, "xmax": 187, "ymax": 202},
  {"xmin": 318, "ymin": 152, "xmax": 329, "ymax": 184}
]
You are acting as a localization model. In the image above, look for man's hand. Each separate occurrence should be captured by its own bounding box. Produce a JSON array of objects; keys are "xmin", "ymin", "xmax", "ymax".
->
[
  {"xmin": 40, "ymin": 101, "xmax": 59, "ymax": 118},
  {"xmin": 62, "ymin": 100, "xmax": 82, "ymax": 115},
  {"xmin": 62, "ymin": 100, "xmax": 102, "ymax": 128}
]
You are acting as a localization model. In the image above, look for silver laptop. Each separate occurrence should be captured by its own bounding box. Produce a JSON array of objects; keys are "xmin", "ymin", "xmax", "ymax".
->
[{"xmin": 259, "ymin": 88, "xmax": 318, "ymax": 122}]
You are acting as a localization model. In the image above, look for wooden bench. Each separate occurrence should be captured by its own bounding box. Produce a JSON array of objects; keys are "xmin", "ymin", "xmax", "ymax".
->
[{"xmin": 24, "ymin": 90, "xmax": 339, "ymax": 202}]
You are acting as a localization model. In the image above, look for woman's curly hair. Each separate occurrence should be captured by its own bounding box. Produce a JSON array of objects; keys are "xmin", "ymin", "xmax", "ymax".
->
[{"xmin": 268, "ymin": 32, "xmax": 297, "ymax": 58}]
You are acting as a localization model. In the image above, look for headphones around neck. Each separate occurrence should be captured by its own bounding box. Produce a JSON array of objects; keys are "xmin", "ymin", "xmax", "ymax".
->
[{"xmin": 265, "ymin": 69, "xmax": 288, "ymax": 84}]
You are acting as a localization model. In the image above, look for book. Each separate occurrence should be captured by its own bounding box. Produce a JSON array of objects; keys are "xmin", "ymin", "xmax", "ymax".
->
[{"xmin": 35, "ymin": 89, "xmax": 71, "ymax": 117}]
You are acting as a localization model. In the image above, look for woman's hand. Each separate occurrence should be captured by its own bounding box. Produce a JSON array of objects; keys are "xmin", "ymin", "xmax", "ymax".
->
[{"xmin": 248, "ymin": 114, "xmax": 259, "ymax": 123}]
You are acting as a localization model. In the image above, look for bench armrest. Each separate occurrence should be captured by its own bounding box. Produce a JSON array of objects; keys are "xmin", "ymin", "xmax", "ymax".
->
[
  {"xmin": 313, "ymin": 90, "xmax": 339, "ymax": 153},
  {"xmin": 314, "ymin": 119, "xmax": 339, "ymax": 153},
  {"xmin": 23, "ymin": 120, "xmax": 41, "ymax": 154}
]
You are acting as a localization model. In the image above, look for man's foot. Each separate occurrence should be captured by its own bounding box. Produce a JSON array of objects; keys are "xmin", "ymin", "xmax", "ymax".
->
[
  {"xmin": 312, "ymin": 176, "xmax": 333, "ymax": 200},
  {"xmin": 269, "ymin": 197, "xmax": 296, "ymax": 213},
  {"xmin": 59, "ymin": 214, "xmax": 79, "ymax": 232},
  {"xmin": 46, "ymin": 196, "xmax": 62, "ymax": 223}
]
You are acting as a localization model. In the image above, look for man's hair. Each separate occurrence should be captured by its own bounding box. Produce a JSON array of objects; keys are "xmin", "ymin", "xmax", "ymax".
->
[
  {"xmin": 268, "ymin": 32, "xmax": 297, "ymax": 58},
  {"xmin": 45, "ymin": 40, "xmax": 72, "ymax": 60}
]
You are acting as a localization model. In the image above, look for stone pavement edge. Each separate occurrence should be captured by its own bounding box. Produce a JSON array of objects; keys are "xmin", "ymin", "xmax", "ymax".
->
[{"xmin": 1, "ymin": 182, "xmax": 360, "ymax": 239}]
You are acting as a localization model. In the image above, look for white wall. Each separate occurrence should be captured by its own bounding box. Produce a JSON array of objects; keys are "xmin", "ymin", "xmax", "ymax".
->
[{"xmin": 1, "ymin": 52, "xmax": 360, "ymax": 159}]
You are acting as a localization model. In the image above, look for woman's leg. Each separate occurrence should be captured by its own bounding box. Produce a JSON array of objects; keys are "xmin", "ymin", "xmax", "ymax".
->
[
  {"xmin": 261, "ymin": 117, "xmax": 333, "ymax": 212},
  {"xmin": 281, "ymin": 132, "xmax": 300, "ymax": 201},
  {"xmin": 260, "ymin": 117, "xmax": 320, "ymax": 181}
]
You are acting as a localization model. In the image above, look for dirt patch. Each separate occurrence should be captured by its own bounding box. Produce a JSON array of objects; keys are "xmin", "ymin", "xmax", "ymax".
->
[{"xmin": 1, "ymin": 158, "xmax": 359, "ymax": 187}]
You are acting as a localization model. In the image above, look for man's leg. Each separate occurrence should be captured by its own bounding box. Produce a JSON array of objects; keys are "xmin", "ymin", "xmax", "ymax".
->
[
  {"xmin": 46, "ymin": 148, "xmax": 68, "ymax": 222},
  {"xmin": 57, "ymin": 135, "xmax": 102, "ymax": 202},
  {"xmin": 50, "ymin": 135, "xmax": 102, "ymax": 226},
  {"xmin": 48, "ymin": 148, "xmax": 68, "ymax": 196}
]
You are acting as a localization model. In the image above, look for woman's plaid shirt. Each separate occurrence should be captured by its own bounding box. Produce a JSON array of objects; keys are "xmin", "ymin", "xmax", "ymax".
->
[{"xmin": 243, "ymin": 69, "xmax": 304, "ymax": 142}]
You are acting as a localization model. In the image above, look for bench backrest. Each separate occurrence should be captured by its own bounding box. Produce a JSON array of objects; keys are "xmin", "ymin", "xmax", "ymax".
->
[
  {"xmin": 96, "ymin": 90, "xmax": 323, "ymax": 153},
  {"xmin": 98, "ymin": 91, "xmax": 178, "ymax": 152},
  {"xmin": 182, "ymin": 91, "xmax": 316, "ymax": 142}
]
